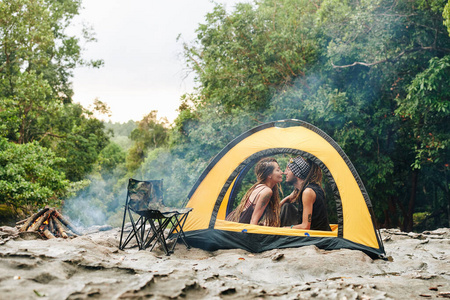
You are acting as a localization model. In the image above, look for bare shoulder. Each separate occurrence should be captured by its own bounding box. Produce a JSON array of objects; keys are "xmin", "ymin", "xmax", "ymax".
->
[
  {"xmin": 302, "ymin": 187, "xmax": 316, "ymax": 202},
  {"xmin": 256, "ymin": 187, "xmax": 273, "ymax": 207},
  {"xmin": 259, "ymin": 186, "xmax": 273, "ymax": 197},
  {"xmin": 303, "ymin": 187, "xmax": 316, "ymax": 196},
  {"xmin": 250, "ymin": 185, "xmax": 272, "ymax": 202}
]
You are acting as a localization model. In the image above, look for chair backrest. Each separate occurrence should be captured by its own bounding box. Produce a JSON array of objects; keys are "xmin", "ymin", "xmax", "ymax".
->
[{"xmin": 127, "ymin": 178, "xmax": 164, "ymax": 213}]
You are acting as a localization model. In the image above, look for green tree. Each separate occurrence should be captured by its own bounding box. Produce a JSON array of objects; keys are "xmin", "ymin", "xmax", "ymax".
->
[
  {"xmin": 103, "ymin": 120, "xmax": 136, "ymax": 151},
  {"xmin": 395, "ymin": 55, "xmax": 450, "ymax": 229},
  {"xmin": 445, "ymin": 0, "xmax": 450, "ymax": 34},
  {"xmin": 310, "ymin": 0, "xmax": 450, "ymax": 231},
  {"xmin": 0, "ymin": 0, "xmax": 102, "ymax": 144},
  {"xmin": 181, "ymin": 0, "xmax": 318, "ymax": 113},
  {"xmin": 126, "ymin": 111, "xmax": 169, "ymax": 172},
  {"xmin": 174, "ymin": 0, "xmax": 450, "ymax": 231},
  {"xmin": 96, "ymin": 142, "xmax": 126, "ymax": 178},
  {"xmin": 51, "ymin": 103, "xmax": 111, "ymax": 181},
  {"xmin": 1, "ymin": 0, "xmax": 109, "ymax": 184},
  {"xmin": 104, "ymin": 120, "xmax": 137, "ymax": 138},
  {"xmin": 174, "ymin": 0, "xmax": 321, "ymax": 162},
  {"xmin": 0, "ymin": 71, "xmax": 54, "ymax": 143},
  {"xmin": 0, "ymin": 137, "xmax": 69, "ymax": 213},
  {"xmin": 397, "ymin": 57, "xmax": 450, "ymax": 169}
]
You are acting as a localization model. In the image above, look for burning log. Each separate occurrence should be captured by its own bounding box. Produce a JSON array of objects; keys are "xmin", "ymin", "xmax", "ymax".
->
[
  {"xmin": 48, "ymin": 217, "xmax": 55, "ymax": 233},
  {"xmin": 16, "ymin": 218, "xmax": 28, "ymax": 226},
  {"xmin": 53, "ymin": 210, "xmax": 82, "ymax": 236},
  {"xmin": 52, "ymin": 215, "xmax": 68, "ymax": 238},
  {"xmin": 28, "ymin": 209, "xmax": 54, "ymax": 232},
  {"xmin": 16, "ymin": 207, "xmax": 81, "ymax": 240},
  {"xmin": 42, "ymin": 228, "xmax": 56, "ymax": 239},
  {"xmin": 19, "ymin": 207, "xmax": 50, "ymax": 232}
]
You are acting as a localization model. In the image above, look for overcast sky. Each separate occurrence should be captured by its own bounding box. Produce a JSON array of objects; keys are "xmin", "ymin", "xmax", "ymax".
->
[{"xmin": 71, "ymin": 0, "xmax": 245, "ymax": 124}]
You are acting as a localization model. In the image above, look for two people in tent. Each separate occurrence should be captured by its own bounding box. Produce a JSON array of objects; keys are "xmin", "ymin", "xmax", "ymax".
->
[
  {"xmin": 226, "ymin": 157, "xmax": 282, "ymax": 227},
  {"xmin": 227, "ymin": 156, "xmax": 331, "ymax": 231}
]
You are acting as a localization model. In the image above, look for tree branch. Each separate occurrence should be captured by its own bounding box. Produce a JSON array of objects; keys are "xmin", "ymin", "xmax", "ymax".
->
[
  {"xmin": 38, "ymin": 132, "xmax": 66, "ymax": 142},
  {"xmin": 331, "ymin": 46, "xmax": 449, "ymax": 69}
]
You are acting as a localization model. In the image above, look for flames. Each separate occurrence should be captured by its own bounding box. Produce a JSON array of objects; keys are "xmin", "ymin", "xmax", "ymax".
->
[{"xmin": 18, "ymin": 207, "xmax": 81, "ymax": 239}]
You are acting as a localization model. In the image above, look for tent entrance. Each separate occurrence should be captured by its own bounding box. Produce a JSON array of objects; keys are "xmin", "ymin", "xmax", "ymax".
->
[{"xmin": 215, "ymin": 149, "xmax": 343, "ymax": 237}]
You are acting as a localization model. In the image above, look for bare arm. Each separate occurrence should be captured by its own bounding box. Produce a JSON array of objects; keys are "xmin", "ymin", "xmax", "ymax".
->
[
  {"xmin": 291, "ymin": 188, "xmax": 316, "ymax": 230},
  {"xmin": 250, "ymin": 189, "xmax": 272, "ymax": 225}
]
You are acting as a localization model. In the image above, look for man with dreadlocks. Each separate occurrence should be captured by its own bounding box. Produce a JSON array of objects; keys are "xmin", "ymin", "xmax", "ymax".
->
[{"xmin": 280, "ymin": 156, "xmax": 331, "ymax": 231}]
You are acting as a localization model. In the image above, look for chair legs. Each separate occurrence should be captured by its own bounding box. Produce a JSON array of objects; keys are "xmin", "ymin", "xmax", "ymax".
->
[
  {"xmin": 144, "ymin": 212, "xmax": 192, "ymax": 255},
  {"xmin": 167, "ymin": 212, "xmax": 192, "ymax": 252},
  {"xmin": 119, "ymin": 208, "xmax": 148, "ymax": 250},
  {"xmin": 119, "ymin": 208, "xmax": 192, "ymax": 255},
  {"xmin": 119, "ymin": 179, "xmax": 193, "ymax": 254},
  {"xmin": 144, "ymin": 217, "xmax": 173, "ymax": 255},
  {"xmin": 120, "ymin": 215, "xmax": 189, "ymax": 255}
]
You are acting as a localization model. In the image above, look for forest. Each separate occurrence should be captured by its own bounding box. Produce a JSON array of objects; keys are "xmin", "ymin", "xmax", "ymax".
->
[{"xmin": 0, "ymin": 0, "xmax": 449, "ymax": 232}]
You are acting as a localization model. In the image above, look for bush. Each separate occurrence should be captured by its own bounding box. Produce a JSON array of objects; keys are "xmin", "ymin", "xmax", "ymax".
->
[{"xmin": 0, "ymin": 138, "xmax": 69, "ymax": 214}]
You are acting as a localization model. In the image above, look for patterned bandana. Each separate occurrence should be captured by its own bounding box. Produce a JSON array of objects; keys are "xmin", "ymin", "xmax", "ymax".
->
[{"xmin": 287, "ymin": 156, "xmax": 311, "ymax": 179}]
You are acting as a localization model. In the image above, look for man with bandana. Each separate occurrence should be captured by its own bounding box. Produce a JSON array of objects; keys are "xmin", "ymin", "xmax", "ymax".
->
[{"xmin": 280, "ymin": 156, "xmax": 331, "ymax": 231}]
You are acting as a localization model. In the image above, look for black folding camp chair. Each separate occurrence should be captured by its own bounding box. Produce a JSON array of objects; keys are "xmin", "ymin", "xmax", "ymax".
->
[{"xmin": 118, "ymin": 178, "xmax": 193, "ymax": 255}]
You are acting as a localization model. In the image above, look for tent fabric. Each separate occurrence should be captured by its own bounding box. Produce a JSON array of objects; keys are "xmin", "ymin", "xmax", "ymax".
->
[
  {"xmin": 184, "ymin": 229, "xmax": 385, "ymax": 258},
  {"xmin": 182, "ymin": 120, "xmax": 385, "ymax": 258}
]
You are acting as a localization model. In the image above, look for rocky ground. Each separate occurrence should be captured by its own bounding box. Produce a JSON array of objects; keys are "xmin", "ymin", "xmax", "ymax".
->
[{"xmin": 0, "ymin": 225, "xmax": 449, "ymax": 299}]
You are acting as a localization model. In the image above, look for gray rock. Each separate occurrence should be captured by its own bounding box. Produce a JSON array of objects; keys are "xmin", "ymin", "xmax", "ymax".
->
[{"xmin": 0, "ymin": 227, "xmax": 448, "ymax": 299}]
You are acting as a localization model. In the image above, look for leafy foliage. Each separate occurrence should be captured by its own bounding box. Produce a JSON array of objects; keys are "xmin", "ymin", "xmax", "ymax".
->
[
  {"xmin": 0, "ymin": 137, "xmax": 69, "ymax": 212},
  {"xmin": 173, "ymin": 0, "xmax": 450, "ymax": 231},
  {"xmin": 0, "ymin": 0, "xmax": 108, "ymax": 218},
  {"xmin": 396, "ymin": 56, "xmax": 450, "ymax": 169},
  {"xmin": 103, "ymin": 120, "xmax": 137, "ymax": 150},
  {"xmin": 126, "ymin": 111, "xmax": 169, "ymax": 173},
  {"xmin": 38, "ymin": 102, "xmax": 110, "ymax": 181},
  {"xmin": 1, "ymin": 0, "xmax": 448, "ymax": 232},
  {"xmin": 181, "ymin": 0, "xmax": 318, "ymax": 112}
]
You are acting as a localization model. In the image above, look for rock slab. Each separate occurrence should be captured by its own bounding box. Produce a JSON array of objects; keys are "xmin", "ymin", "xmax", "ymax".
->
[{"xmin": 0, "ymin": 227, "xmax": 449, "ymax": 299}]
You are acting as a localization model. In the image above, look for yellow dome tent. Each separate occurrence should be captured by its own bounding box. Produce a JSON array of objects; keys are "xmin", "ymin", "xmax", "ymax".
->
[{"xmin": 182, "ymin": 120, "xmax": 385, "ymax": 258}]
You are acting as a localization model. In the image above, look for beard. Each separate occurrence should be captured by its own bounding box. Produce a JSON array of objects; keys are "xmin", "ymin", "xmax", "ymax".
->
[{"xmin": 286, "ymin": 176, "xmax": 297, "ymax": 185}]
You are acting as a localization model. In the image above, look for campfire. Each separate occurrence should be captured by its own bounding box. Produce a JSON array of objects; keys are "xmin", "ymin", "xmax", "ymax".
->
[{"xmin": 16, "ymin": 207, "xmax": 81, "ymax": 239}]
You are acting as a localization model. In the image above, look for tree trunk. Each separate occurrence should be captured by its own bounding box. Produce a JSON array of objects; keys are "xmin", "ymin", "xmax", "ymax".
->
[
  {"xmin": 433, "ymin": 178, "xmax": 450, "ymax": 228},
  {"xmin": 387, "ymin": 196, "xmax": 399, "ymax": 228},
  {"xmin": 403, "ymin": 169, "xmax": 419, "ymax": 232},
  {"xmin": 382, "ymin": 196, "xmax": 396, "ymax": 228},
  {"xmin": 446, "ymin": 176, "xmax": 450, "ymax": 228}
]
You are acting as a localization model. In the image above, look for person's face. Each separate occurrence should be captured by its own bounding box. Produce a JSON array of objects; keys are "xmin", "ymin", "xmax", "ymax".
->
[
  {"xmin": 269, "ymin": 162, "xmax": 283, "ymax": 183},
  {"xmin": 284, "ymin": 166, "xmax": 297, "ymax": 185}
]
